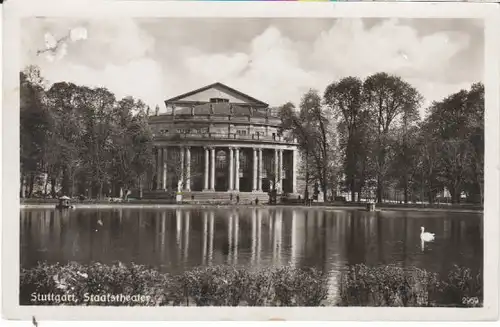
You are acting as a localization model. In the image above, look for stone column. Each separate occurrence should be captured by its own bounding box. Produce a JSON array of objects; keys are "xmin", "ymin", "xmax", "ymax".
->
[
  {"xmin": 163, "ymin": 147, "xmax": 168, "ymax": 190},
  {"xmin": 210, "ymin": 147, "xmax": 215, "ymax": 191},
  {"xmin": 185, "ymin": 146, "xmax": 191, "ymax": 191},
  {"xmin": 234, "ymin": 148, "xmax": 240, "ymax": 191},
  {"xmin": 258, "ymin": 148, "xmax": 263, "ymax": 191},
  {"xmin": 203, "ymin": 147, "xmax": 209, "ymax": 191},
  {"xmin": 228, "ymin": 147, "xmax": 234, "ymax": 191},
  {"xmin": 156, "ymin": 147, "xmax": 162, "ymax": 190},
  {"xmin": 180, "ymin": 146, "xmax": 185, "ymax": 190},
  {"xmin": 274, "ymin": 149, "xmax": 278, "ymax": 190},
  {"xmin": 292, "ymin": 149, "xmax": 297, "ymax": 194},
  {"xmin": 252, "ymin": 148, "xmax": 257, "ymax": 191}
]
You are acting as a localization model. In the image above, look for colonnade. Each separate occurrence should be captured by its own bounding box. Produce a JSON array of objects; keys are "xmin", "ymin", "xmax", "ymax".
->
[{"xmin": 155, "ymin": 145, "xmax": 297, "ymax": 193}]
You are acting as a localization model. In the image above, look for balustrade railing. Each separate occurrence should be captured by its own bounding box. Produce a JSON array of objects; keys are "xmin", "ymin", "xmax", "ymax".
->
[{"xmin": 153, "ymin": 132, "xmax": 297, "ymax": 143}]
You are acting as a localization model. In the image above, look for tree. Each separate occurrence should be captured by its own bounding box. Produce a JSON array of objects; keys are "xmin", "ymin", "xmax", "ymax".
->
[
  {"xmin": 19, "ymin": 66, "xmax": 159, "ymax": 199},
  {"xmin": 20, "ymin": 66, "xmax": 50, "ymax": 197},
  {"xmin": 324, "ymin": 77, "xmax": 365, "ymax": 201},
  {"xmin": 77, "ymin": 86, "xmax": 116, "ymax": 198},
  {"xmin": 129, "ymin": 101, "xmax": 155, "ymax": 198},
  {"xmin": 109, "ymin": 97, "xmax": 140, "ymax": 195},
  {"xmin": 422, "ymin": 83, "xmax": 484, "ymax": 204},
  {"xmin": 388, "ymin": 102, "xmax": 421, "ymax": 203},
  {"xmin": 300, "ymin": 89, "xmax": 333, "ymax": 197},
  {"xmin": 45, "ymin": 82, "xmax": 85, "ymax": 197},
  {"xmin": 279, "ymin": 101, "xmax": 313, "ymax": 199},
  {"xmin": 464, "ymin": 83, "xmax": 484, "ymax": 204},
  {"xmin": 363, "ymin": 72, "xmax": 423, "ymax": 203}
]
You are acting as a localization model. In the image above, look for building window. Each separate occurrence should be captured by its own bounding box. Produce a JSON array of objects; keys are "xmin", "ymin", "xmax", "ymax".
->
[
  {"xmin": 236, "ymin": 130, "xmax": 247, "ymax": 136},
  {"xmin": 210, "ymin": 98, "xmax": 229, "ymax": 103}
]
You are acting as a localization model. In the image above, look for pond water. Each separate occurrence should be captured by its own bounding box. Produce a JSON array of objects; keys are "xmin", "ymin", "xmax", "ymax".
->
[{"xmin": 20, "ymin": 207, "xmax": 483, "ymax": 280}]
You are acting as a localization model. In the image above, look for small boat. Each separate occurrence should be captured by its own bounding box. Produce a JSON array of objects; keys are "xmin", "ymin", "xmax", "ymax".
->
[
  {"xmin": 364, "ymin": 202, "xmax": 381, "ymax": 212},
  {"xmin": 56, "ymin": 196, "xmax": 74, "ymax": 209}
]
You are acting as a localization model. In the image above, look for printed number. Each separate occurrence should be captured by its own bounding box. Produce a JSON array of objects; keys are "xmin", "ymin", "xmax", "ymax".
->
[{"xmin": 462, "ymin": 297, "xmax": 479, "ymax": 306}]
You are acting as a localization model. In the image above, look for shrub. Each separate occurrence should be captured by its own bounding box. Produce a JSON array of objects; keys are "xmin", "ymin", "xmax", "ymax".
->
[
  {"xmin": 243, "ymin": 268, "xmax": 274, "ymax": 306},
  {"xmin": 20, "ymin": 262, "xmax": 482, "ymax": 307},
  {"xmin": 339, "ymin": 264, "xmax": 482, "ymax": 307},
  {"xmin": 293, "ymin": 267, "xmax": 329, "ymax": 306},
  {"xmin": 439, "ymin": 265, "xmax": 483, "ymax": 307}
]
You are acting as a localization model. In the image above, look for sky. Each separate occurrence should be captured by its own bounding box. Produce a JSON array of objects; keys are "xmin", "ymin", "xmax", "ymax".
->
[{"xmin": 21, "ymin": 17, "xmax": 484, "ymax": 118}]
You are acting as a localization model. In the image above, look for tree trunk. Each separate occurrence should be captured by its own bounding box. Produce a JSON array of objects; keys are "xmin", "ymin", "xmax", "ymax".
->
[
  {"xmin": 50, "ymin": 177, "xmax": 57, "ymax": 198},
  {"xmin": 420, "ymin": 176, "xmax": 424, "ymax": 205},
  {"xmin": 403, "ymin": 177, "xmax": 409, "ymax": 204},
  {"xmin": 455, "ymin": 189, "xmax": 461, "ymax": 204},
  {"xmin": 428, "ymin": 185, "xmax": 434, "ymax": 204},
  {"xmin": 376, "ymin": 177, "xmax": 383, "ymax": 203},
  {"xmin": 28, "ymin": 174, "xmax": 35, "ymax": 197},
  {"xmin": 350, "ymin": 179, "xmax": 356, "ymax": 203},
  {"xmin": 479, "ymin": 181, "xmax": 484, "ymax": 205},
  {"xmin": 61, "ymin": 167, "xmax": 70, "ymax": 195},
  {"xmin": 449, "ymin": 187, "xmax": 457, "ymax": 204},
  {"xmin": 304, "ymin": 151, "xmax": 310, "ymax": 202},
  {"xmin": 70, "ymin": 172, "xmax": 75, "ymax": 198},
  {"xmin": 20, "ymin": 174, "xmax": 25, "ymax": 198},
  {"xmin": 43, "ymin": 174, "xmax": 49, "ymax": 197}
]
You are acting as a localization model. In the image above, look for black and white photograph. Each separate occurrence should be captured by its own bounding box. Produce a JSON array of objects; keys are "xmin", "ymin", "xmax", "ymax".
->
[{"xmin": 2, "ymin": 0, "xmax": 499, "ymax": 322}]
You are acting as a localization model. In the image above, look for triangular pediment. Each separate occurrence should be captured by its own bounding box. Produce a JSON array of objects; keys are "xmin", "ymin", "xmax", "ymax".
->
[{"xmin": 165, "ymin": 82, "xmax": 268, "ymax": 107}]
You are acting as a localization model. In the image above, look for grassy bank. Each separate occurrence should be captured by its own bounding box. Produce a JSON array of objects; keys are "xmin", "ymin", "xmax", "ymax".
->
[{"xmin": 20, "ymin": 263, "xmax": 482, "ymax": 307}]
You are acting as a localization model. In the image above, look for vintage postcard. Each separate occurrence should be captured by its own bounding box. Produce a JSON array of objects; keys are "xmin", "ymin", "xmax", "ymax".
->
[{"xmin": 2, "ymin": 0, "xmax": 499, "ymax": 321}]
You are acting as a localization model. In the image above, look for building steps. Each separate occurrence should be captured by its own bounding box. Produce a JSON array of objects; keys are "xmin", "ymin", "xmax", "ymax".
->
[{"xmin": 142, "ymin": 190, "xmax": 270, "ymax": 204}]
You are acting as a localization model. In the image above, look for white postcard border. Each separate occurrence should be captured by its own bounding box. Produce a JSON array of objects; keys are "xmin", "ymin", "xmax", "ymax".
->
[{"xmin": 2, "ymin": 0, "xmax": 499, "ymax": 321}]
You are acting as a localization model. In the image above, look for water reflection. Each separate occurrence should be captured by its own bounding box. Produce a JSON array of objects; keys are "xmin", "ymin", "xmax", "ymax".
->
[{"xmin": 21, "ymin": 208, "xmax": 483, "ymax": 282}]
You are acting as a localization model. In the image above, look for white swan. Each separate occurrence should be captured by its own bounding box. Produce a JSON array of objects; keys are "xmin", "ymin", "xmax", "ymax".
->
[{"xmin": 420, "ymin": 226, "xmax": 435, "ymax": 242}]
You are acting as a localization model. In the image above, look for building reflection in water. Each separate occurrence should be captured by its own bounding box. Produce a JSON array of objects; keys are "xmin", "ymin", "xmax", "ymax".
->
[
  {"xmin": 202, "ymin": 211, "xmax": 208, "ymax": 265},
  {"xmin": 228, "ymin": 212, "xmax": 233, "ymax": 264},
  {"xmin": 273, "ymin": 209, "xmax": 283, "ymax": 265},
  {"xmin": 290, "ymin": 210, "xmax": 297, "ymax": 267},
  {"xmin": 21, "ymin": 207, "xmax": 483, "ymax": 304},
  {"xmin": 251, "ymin": 209, "xmax": 257, "ymax": 265},
  {"xmin": 160, "ymin": 211, "xmax": 166, "ymax": 259},
  {"xmin": 257, "ymin": 209, "xmax": 262, "ymax": 265},
  {"xmin": 183, "ymin": 210, "xmax": 190, "ymax": 263},
  {"xmin": 176, "ymin": 209, "xmax": 182, "ymax": 260},
  {"xmin": 234, "ymin": 210, "xmax": 239, "ymax": 265},
  {"xmin": 209, "ymin": 211, "xmax": 215, "ymax": 265}
]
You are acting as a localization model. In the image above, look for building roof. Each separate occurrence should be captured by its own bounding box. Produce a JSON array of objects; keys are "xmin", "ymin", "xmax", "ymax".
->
[{"xmin": 164, "ymin": 82, "xmax": 269, "ymax": 108}]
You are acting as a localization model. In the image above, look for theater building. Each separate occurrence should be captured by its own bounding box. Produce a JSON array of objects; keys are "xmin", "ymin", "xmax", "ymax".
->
[{"xmin": 144, "ymin": 82, "xmax": 299, "ymax": 202}]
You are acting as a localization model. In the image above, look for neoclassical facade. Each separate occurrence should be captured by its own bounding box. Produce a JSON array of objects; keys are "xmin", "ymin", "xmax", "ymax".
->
[{"xmin": 145, "ymin": 82, "xmax": 298, "ymax": 201}]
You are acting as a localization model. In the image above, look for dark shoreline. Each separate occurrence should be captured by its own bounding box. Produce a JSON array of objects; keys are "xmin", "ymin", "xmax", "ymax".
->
[{"xmin": 20, "ymin": 199, "xmax": 483, "ymax": 214}]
